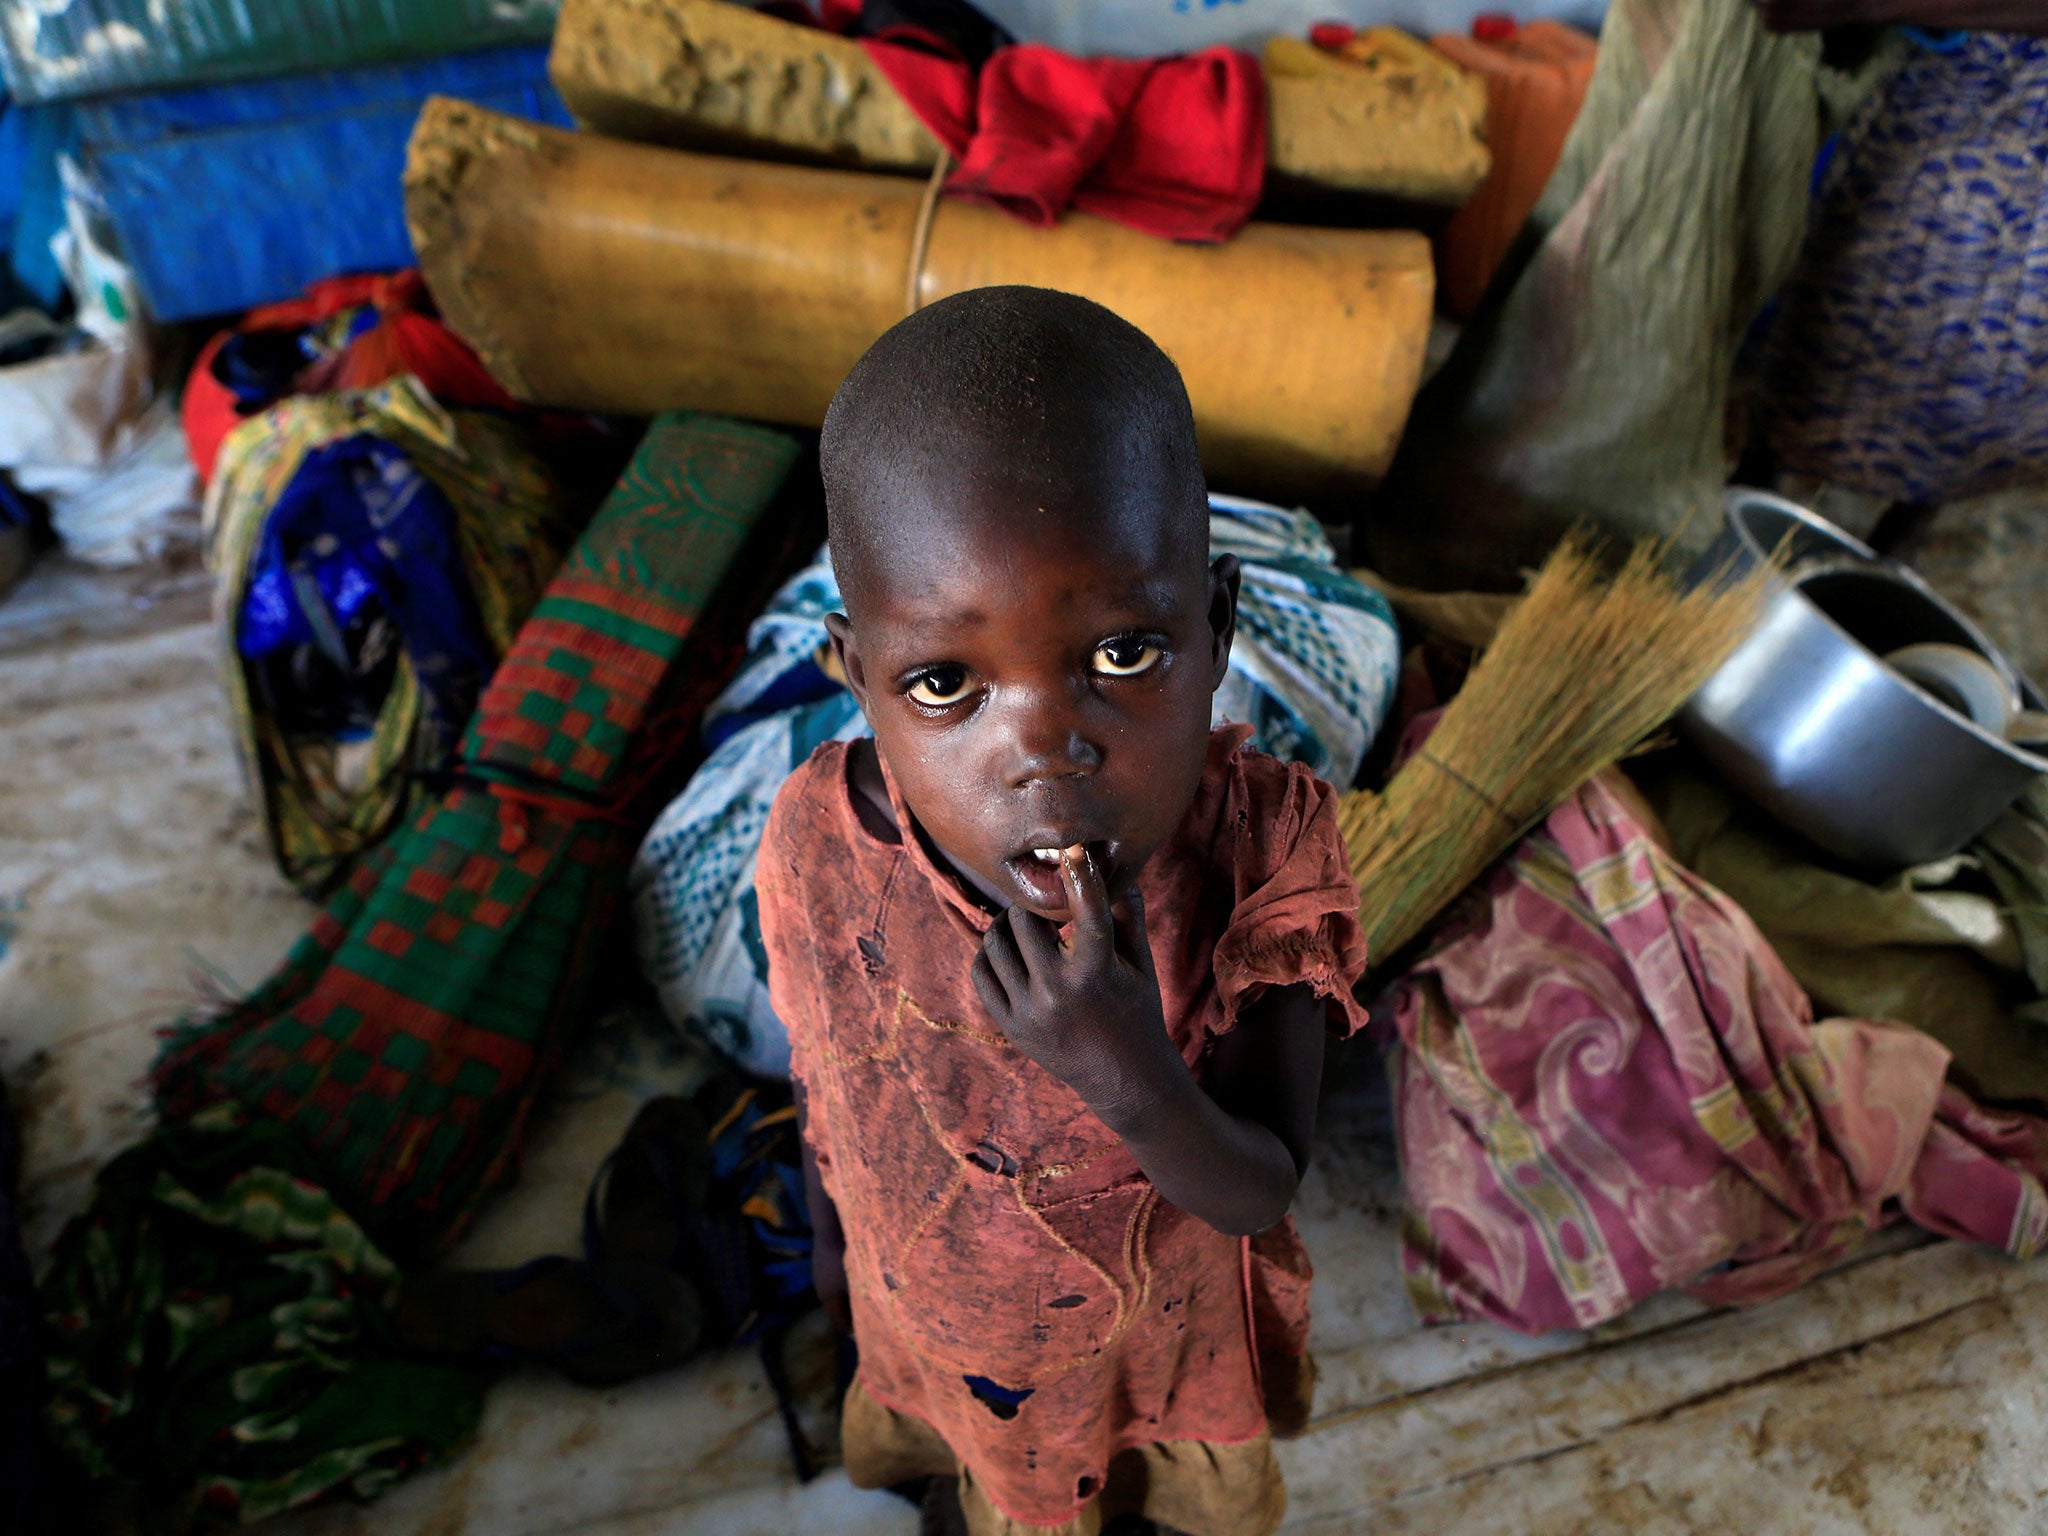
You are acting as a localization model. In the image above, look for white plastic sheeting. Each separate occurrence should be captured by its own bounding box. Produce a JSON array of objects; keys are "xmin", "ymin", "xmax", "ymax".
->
[
  {"xmin": 0, "ymin": 157, "xmax": 198, "ymax": 567},
  {"xmin": 971, "ymin": 0, "xmax": 1609, "ymax": 60}
]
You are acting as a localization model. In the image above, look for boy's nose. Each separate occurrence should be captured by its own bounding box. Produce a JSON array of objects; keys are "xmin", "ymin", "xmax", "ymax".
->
[
  {"xmin": 1009, "ymin": 729, "xmax": 1103, "ymax": 785},
  {"xmin": 1005, "ymin": 698, "xmax": 1103, "ymax": 786}
]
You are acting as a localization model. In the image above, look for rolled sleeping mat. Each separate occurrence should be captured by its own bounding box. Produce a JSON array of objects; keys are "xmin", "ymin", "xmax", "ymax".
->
[
  {"xmin": 546, "ymin": 0, "xmax": 1491, "ymax": 206},
  {"xmin": 403, "ymin": 98, "xmax": 1436, "ymax": 503}
]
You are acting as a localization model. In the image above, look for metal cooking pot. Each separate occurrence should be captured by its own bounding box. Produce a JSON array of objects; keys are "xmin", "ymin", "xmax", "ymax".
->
[{"xmin": 1681, "ymin": 489, "xmax": 2047, "ymax": 870}]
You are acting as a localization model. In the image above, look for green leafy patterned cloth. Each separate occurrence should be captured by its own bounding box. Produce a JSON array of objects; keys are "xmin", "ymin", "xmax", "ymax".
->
[
  {"xmin": 47, "ymin": 413, "xmax": 801, "ymax": 1528},
  {"xmin": 42, "ymin": 1105, "xmax": 485, "ymax": 1530}
]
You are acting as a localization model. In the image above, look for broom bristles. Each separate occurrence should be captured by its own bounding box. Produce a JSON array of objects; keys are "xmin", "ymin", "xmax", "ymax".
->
[{"xmin": 1340, "ymin": 535, "xmax": 1767, "ymax": 964}]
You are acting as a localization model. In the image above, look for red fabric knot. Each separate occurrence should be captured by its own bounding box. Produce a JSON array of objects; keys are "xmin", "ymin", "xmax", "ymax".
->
[{"xmin": 859, "ymin": 34, "xmax": 1265, "ymax": 243}]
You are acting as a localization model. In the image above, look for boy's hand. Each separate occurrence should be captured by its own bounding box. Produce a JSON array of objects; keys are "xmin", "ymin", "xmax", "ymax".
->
[
  {"xmin": 974, "ymin": 845, "xmax": 1324, "ymax": 1237},
  {"xmin": 970, "ymin": 846, "xmax": 1185, "ymax": 1119}
]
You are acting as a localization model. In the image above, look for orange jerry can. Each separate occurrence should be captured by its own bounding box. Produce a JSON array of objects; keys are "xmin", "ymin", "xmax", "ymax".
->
[{"xmin": 1430, "ymin": 19, "xmax": 1598, "ymax": 319}]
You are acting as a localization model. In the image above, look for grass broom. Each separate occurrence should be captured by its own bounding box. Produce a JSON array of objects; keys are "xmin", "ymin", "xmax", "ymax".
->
[{"xmin": 1340, "ymin": 534, "xmax": 1769, "ymax": 967}]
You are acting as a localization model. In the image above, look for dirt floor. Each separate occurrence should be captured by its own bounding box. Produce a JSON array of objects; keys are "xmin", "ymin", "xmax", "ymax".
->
[{"xmin": 3, "ymin": 488, "xmax": 2046, "ymax": 1534}]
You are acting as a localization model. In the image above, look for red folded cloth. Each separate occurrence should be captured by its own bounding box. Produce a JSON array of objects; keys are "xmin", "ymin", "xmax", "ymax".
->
[{"xmin": 861, "ymin": 32, "xmax": 1265, "ymax": 243}]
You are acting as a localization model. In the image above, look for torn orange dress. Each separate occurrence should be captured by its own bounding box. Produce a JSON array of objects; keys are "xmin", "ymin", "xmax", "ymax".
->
[{"xmin": 757, "ymin": 726, "xmax": 1369, "ymax": 1531}]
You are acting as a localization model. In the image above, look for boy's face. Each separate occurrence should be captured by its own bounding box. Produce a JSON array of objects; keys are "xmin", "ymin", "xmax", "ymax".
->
[{"xmin": 826, "ymin": 482, "xmax": 1236, "ymax": 923}]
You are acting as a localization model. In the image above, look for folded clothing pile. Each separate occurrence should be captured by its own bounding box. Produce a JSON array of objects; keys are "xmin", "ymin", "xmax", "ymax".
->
[{"xmin": 1386, "ymin": 763, "xmax": 2048, "ymax": 1335}]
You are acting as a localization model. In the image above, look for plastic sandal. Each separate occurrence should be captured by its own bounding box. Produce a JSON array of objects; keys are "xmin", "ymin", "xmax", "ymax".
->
[{"xmin": 582, "ymin": 1096, "xmax": 710, "ymax": 1269}]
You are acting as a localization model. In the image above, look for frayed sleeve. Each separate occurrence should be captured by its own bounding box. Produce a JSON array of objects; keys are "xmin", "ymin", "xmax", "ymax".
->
[{"xmin": 1210, "ymin": 755, "xmax": 1371, "ymax": 1038}]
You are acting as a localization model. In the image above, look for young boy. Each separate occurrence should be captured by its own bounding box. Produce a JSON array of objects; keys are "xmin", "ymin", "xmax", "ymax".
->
[{"xmin": 758, "ymin": 286, "xmax": 1369, "ymax": 1535}]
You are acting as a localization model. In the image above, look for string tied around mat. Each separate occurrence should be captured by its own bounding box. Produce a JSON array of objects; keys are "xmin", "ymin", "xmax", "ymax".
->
[{"xmin": 904, "ymin": 149, "xmax": 953, "ymax": 316}]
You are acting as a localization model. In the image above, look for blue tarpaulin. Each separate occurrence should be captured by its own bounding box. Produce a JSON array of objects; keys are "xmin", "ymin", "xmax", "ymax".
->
[
  {"xmin": 70, "ymin": 44, "xmax": 568, "ymax": 322},
  {"xmin": 4, "ymin": 99, "xmax": 74, "ymax": 311},
  {"xmin": 0, "ymin": 97, "xmax": 21, "ymax": 246},
  {"xmin": 0, "ymin": 96, "xmax": 22, "ymax": 311}
]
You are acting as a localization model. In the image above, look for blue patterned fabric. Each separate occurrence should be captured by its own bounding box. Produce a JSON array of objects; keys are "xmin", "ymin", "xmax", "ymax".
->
[
  {"xmin": 238, "ymin": 435, "xmax": 494, "ymax": 751},
  {"xmin": 630, "ymin": 496, "xmax": 1399, "ymax": 1077},
  {"xmin": 1764, "ymin": 32, "xmax": 2048, "ymax": 505}
]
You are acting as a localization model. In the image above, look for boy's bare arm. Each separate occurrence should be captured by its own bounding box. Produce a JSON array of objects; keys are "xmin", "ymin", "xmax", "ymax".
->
[
  {"xmin": 792, "ymin": 1081, "xmax": 852, "ymax": 1331},
  {"xmin": 972, "ymin": 847, "xmax": 1325, "ymax": 1237},
  {"xmin": 1104, "ymin": 982, "xmax": 1325, "ymax": 1236}
]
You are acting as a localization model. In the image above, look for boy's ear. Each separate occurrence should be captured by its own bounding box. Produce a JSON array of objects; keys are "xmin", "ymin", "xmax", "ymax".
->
[
  {"xmin": 1207, "ymin": 554, "xmax": 1240, "ymax": 688},
  {"xmin": 823, "ymin": 612, "xmax": 872, "ymax": 713}
]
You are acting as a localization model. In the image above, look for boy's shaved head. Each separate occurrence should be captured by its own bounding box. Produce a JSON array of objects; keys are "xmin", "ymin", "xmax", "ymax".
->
[
  {"xmin": 820, "ymin": 286, "xmax": 1207, "ymax": 615},
  {"xmin": 817, "ymin": 287, "xmax": 1236, "ymax": 923}
]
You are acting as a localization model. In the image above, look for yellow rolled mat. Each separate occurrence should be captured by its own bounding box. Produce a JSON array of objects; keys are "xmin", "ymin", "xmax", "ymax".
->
[
  {"xmin": 548, "ymin": 0, "xmax": 1491, "ymax": 206},
  {"xmin": 405, "ymin": 98, "xmax": 1435, "ymax": 501}
]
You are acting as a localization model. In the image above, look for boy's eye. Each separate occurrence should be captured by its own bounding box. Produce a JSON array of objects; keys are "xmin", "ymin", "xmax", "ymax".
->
[
  {"xmin": 1092, "ymin": 637, "xmax": 1162, "ymax": 678},
  {"xmin": 906, "ymin": 666, "xmax": 976, "ymax": 708}
]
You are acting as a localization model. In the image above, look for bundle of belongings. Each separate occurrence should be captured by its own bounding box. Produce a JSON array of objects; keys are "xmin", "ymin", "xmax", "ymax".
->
[
  {"xmin": 41, "ymin": 413, "xmax": 805, "ymax": 1528},
  {"xmin": 0, "ymin": 164, "xmax": 200, "ymax": 569},
  {"xmin": 192, "ymin": 275, "xmax": 586, "ymax": 895},
  {"xmin": 1382, "ymin": 758, "xmax": 2048, "ymax": 1333},
  {"xmin": 545, "ymin": 0, "xmax": 1493, "ymax": 224},
  {"xmin": 1355, "ymin": 568, "xmax": 2048, "ymax": 1336},
  {"xmin": 1758, "ymin": 30, "xmax": 2048, "ymax": 508},
  {"xmin": 207, "ymin": 377, "xmax": 573, "ymax": 895},
  {"xmin": 845, "ymin": 10, "xmax": 1268, "ymax": 242},
  {"xmin": 33, "ymin": 44, "xmax": 566, "ymax": 325},
  {"xmin": 391, "ymin": 1071, "xmax": 825, "ymax": 1475},
  {"xmin": 182, "ymin": 270, "xmax": 522, "ymax": 484}
]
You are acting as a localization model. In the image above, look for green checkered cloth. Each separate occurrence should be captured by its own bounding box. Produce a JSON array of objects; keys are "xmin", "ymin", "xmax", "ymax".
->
[
  {"xmin": 37, "ymin": 414, "xmax": 799, "ymax": 1530},
  {"xmin": 154, "ymin": 412, "xmax": 800, "ymax": 1255}
]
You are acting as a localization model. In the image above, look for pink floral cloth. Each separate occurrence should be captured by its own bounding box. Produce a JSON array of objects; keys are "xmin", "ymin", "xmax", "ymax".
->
[{"xmin": 1385, "ymin": 772, "xmax": 2048, "ymax": 1335}]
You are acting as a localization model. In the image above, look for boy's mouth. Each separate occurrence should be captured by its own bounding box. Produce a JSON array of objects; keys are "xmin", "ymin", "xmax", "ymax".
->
[{"xmin": 1001, "ymin": 837, "xmax": 1120, "ymax": 913}]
